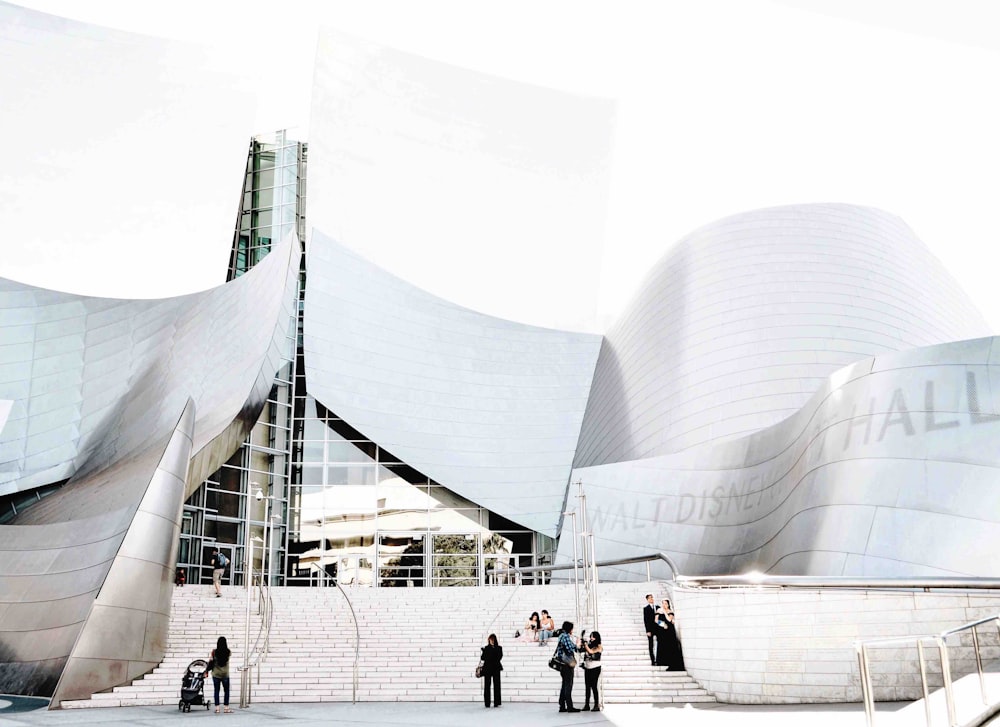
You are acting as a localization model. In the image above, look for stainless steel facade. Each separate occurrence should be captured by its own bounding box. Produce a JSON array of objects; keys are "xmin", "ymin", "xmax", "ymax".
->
[
  {"xmin": 574, "ymin": 204, "xmax": 991, "ymax": 468},
  {"xmin": 566, "ymin": 335, "xmax": 1000, "ymax": 579},
  {"xmin": 0, "ymin": 236, "xmax": 300, "ymax": 701},
  {"xmin": 303, "ymin": 230, "xmax": 603, "ymax": 538}
]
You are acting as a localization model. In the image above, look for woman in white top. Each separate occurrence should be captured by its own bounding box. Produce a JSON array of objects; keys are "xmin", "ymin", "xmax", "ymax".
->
[{"xmin": 538, "ymin": 610, "xmax": 555, "ymax": 646}]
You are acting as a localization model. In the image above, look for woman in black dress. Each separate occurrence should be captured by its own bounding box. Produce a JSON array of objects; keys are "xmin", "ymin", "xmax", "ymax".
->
[
  {"xmin": 481, "ymin": 633, "xmax": 503, "ymax": 707},
  {"xmin": 655, "ymin": 611, "xmax": 685, "ymax": 671}
]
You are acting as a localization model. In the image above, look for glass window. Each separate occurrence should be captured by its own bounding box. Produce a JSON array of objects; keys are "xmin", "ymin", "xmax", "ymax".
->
[
  {"xmin": 254, "ymin": 168, "xmax": 275, "ymax": 188},
  {"xmin": 378, "ymin": 534, "xmax": 425, "ymax": 587},
  {"xmin": 326, "ymin": 465, "xmax": 376, "ymax": 487},
  {"xmin": 327, "ymin": 440, "xmax": 376, "ymax": 464},
  {"xmin": 252, "ymin": 188, "xmax": 273, "ymax": 209},
  {"xmin": 303, "ymin": 419, "xmax": 326, "ymax": 442}
]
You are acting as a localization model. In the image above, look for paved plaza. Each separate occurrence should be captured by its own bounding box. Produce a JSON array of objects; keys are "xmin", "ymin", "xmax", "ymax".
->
[{"xmin": 0, "ymin": 698, "xmax": 907, "ymax": 727}]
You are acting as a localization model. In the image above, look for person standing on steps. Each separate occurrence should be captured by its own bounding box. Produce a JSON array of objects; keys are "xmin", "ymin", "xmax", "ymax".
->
[
  {"xmin": 210, "ymin": 548, "xmax": 227, "ymax": 598},
  {"xmin": 643, "ymin": 594, "xmax": 657, "ymax": 665},
  {"xmin": 555, "ymin": 621, "xmax": 580, "ymax": 713},
  {"xmin": 480, "ymin": 633, "xmax": 503, "ymax": 708},
  {"xmin": 655, "ymin": 609, "xmax": 685, "ymax": 671},
  {"xmin": 581, "ymin": 630, "xmax": 603, "ymax": 712},
  {"xmin": 203, "ymin": 636, "xmax": 232, "ymax": 713}
]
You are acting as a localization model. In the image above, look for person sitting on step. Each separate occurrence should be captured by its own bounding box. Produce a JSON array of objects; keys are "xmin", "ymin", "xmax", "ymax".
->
[{"xmin": 538, "ymin": 610, "xmax": 555, "ymax": 646}]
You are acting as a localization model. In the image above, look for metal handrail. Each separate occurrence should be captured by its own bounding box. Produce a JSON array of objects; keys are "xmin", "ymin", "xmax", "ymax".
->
[
  {"xmin": 237, "ymin": 570, "xmax": 274, "ymax": 703},
  {"xmin": 486, "ymin": 551, "xmax": 681, "ymax": 581},
  {"xmin": 856, "ymin": 613, "xmax": 1000, "ymax": 727},
  {"xmin": 481, "ymin": 575, "xmax": 524, "ymax": 647},
  {"xmin": 489, "ymin": 551, "xmax": 1000, "ymax": 594},
  {"xmin": 333, "ymin": 578, "xmax": 360, "ymax": 704}
]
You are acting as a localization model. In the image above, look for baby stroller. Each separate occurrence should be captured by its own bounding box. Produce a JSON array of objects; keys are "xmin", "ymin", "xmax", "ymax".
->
[{"xmin": 178, "ymin": 658, "xmax": 211, "ymax": 712}]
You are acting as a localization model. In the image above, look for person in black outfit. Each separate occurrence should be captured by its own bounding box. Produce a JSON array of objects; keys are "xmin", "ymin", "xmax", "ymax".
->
[
  {"xmin": 581, "ymin": 630, "xmax": 603, "ymax": 711},
  {"xmin": 643, "ymin": 594, "xmax": 657, "ymax": 665},
  {"xmin": 481, "ymin": 633, "xmax": 503, "ymax": 707},
  {"xmin": 655, "ymin": 611, "xmax": 685, "ymax": 671}
]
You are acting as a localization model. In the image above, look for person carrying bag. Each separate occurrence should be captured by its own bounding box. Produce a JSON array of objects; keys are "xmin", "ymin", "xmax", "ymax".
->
[
  {"xmin": 479, "ymin": 633, "xmax": 503, "ymax": 708},
  {"xmin": 552, "ymin": 621, "xmax": 580, "ymax": 713}
]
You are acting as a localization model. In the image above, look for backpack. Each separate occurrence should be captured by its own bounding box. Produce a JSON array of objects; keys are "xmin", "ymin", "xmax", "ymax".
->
[{"xmin": 217, "ymin": 552, "xmax": 228, "ymax": 569}]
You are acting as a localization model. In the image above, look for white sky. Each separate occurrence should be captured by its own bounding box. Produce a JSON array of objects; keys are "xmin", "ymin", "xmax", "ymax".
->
[{"xmin": 2, "ymin": 0, "xmax": 999, "ymax": 333}]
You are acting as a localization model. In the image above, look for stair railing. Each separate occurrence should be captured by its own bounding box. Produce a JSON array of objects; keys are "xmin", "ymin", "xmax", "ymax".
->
[
  {"xmin": 856, "ymin": 614, "xmax": 1000, "ymax": 727},
  {"xmin": 335, "ymin": 578, "xmax": 360, "ymax": 704},
  {"xmin": 316, "ymin": 568, "xmax": 359, "ymax": 703},
  {"xmin": 238, "ymin": 569, "xmax": 273, "ymax": 708},
  {"xmin": 481, "ymin": 573, "xmax": 525, "ymax": 648}
]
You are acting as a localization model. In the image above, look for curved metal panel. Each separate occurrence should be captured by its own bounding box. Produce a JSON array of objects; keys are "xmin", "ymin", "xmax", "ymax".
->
[
  {"xmin": 574, "ymin": 204, "xmax": 991, "ymax": 468},
  {"xmin": 0, "ymin": 234, "xmax": 299, "ymax": 502},
  {"xmin": 49, "ymin": 398, "xmax": 194, "ymax": 706},
  {"xmin": 0, "ymin": 236, "xmax": 300, "ymax": 698},
  {"xmin": 567, "ymin": 336, "xmax": 1000, "ymax": 578},
  {"xmin": 303, "ymin": 230, "xmax": 602, "ymax": 535}
]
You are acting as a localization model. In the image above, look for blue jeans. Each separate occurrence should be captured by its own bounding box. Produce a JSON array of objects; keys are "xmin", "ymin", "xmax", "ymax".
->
[
  {"xmin": 558, "ymin": 665, "xmax": 575, "ymax": 710},
  {"xmin": 213, "ymin": 676, "xmax": 230, "ymax": 706},
  {"xmin": 538, "ymin": 629, "xmax": 552, "ymax": 644}
]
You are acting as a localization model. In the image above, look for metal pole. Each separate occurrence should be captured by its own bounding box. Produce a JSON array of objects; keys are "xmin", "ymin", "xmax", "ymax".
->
[
  {"xmin": 937, "ymin": 636, "xmax": 956, "ymax": 727},
  {"xmin": 856, "ymin": 644, "xmax": 872, "ymax": 727},
  {"xmin": 263, "ymin": 495, "xmax": 271, "ymax": 588},
  {"xmin": 240, "ymin": 535, "xmax": 253, "ymax": 709},
  {"xmin": 589, "ymin": 531, "xmax": 599, "ymax": 630},
  {"xmin": 577, "ymin": 480, "xmax": 594, "ymax": 622},
  {"xmin": 862, "ymin": 644, "xmax": 875, "ymax": 727},
  {"xmin": 972, "ymin": 627, "xmax": 987, "ymax": 706},
  {"xmin": 563, "ymin": 511, "xmax": 579, "ymax": 629},
  {"xmin": 918, "ymin": 640, "xmax": 932, "ymax": 727}
]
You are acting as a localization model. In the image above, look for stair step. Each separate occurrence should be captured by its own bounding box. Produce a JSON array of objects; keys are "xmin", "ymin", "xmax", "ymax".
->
[{"xmin": 67, "ymin": 582, "xmax": 713, "ymax": 708}]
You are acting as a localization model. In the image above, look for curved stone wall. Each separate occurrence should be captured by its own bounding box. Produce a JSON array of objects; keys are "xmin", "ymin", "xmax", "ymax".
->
[{"xmin": 575, "ymin": 204, "xmax": 991, "ymax": 468}]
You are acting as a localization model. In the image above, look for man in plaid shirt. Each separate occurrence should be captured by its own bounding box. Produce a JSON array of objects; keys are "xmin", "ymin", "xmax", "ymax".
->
[{"xmin": 555, "ymin": 621, "xmax": 581, "ymax": 712}]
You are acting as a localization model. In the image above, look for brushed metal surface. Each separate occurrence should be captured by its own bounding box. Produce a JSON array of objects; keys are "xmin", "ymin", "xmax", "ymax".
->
[{"xmin": 0, "ymin": 236, "xmax": 299, "ymax": 700}]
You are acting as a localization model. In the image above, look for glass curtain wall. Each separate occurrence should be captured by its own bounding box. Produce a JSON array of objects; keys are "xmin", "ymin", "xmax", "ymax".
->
[
  {"xmin": 285, "ymin": 399, "xmax": 552, "ymax": 587},
  {"xmin": 177, "ymin": 129, "xmax": 554, "ymax": 588},
  {"xmin": 177, "ymin": 130, "xmax": 303, "ymax": 587}
]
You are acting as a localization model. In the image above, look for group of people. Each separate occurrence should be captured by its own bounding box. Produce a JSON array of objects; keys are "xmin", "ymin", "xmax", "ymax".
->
[
  {"xmin": 481, "ymin": 618, "xmax": 604, "ymax": 712},
  {"xmin": 642, "ymin": 594, "xmax": 684, "ymax": 671},
  {"xmin": 552, "ymin": 622, "xmax": 603, "ymax": 712},
  {"xmin": 519, "ymin": 609, "xmax": 557, "ymax": 645}
]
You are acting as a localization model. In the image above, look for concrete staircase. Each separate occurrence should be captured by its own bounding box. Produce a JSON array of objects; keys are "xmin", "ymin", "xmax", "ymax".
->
[{"xmin": 61, "ymin": 581, "xmax": 714, "ymax": 708}]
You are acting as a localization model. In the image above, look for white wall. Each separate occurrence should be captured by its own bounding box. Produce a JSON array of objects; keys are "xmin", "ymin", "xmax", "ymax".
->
[{"xmin": 674, "ymin": 586, "xmax": 1000, "ymax": 704}]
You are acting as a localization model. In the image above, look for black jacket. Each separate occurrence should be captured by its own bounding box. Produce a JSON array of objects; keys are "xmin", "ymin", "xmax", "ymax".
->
[
  {"xmin": 643, "ymin": 603, "xmax": 657, "ymax": 632},
  {"xmin": 480, "ymin": 644, "xmax": 503, "ymax": 676}
]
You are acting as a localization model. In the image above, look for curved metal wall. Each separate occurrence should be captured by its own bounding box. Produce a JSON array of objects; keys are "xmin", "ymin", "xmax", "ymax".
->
[
  {"xmin": 0, "ymin": 236, "xmax": 299, "ymax": 698},
  {"xmin": 0, "ymin": 235, "xmax": 299, "ymax": 502},
  {"xmin": 567, "ymin": 336, "xmax": 1000, "ymax": 578},
  {"xmin": 574, "ymin": 204, "xmax": 991, "ymax": 468},
  {"xmin": 303, "ymin": 230, "xmax": 602, "ymax": 536}
]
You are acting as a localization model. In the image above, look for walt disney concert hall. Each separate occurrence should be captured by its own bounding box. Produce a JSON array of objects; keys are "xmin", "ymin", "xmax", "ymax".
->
[{"xmin": 2, "ymin": 10, "xmax": 999, "ymax": 707}]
